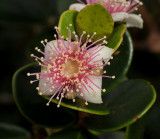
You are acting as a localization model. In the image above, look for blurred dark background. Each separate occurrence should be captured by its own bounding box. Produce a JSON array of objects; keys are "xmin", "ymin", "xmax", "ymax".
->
[{"xmin": 0, "ymin": 0, "xmax": 160, "ymax": 138}]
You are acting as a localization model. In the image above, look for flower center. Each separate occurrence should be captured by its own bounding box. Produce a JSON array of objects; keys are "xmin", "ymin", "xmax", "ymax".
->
[{"xmin": 63, "ymin": 59, "xmax": 79, "ymax": 78}]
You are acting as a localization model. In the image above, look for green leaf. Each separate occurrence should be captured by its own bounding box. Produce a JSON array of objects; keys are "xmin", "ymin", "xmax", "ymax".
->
[
  {"xmin": 0, "ymin": 123, "xmax": 30, "ymax": 139},
  {"xmin": 58, "ymin": 10, "xmax": 78, "ymax": 39},
  {"xmin": 75, "ymin": 3, "xmax": 114, "ymax": 42},
  {"xmin": 45, "ymin": 97, "xmax": 110, "ymax": 115},
  {"xmin": 85, "ymin": 79, "xmax": 156, "ymax": 132},
  {"xmin": 102, "ymin": 31, "xmax": 133, "ymax": 93},
  {"xmin": 145, "ymin": 104, "xmax": 160, "ymax": 139},
  {"xmin": 48, "ymin": 128, "xmax": 80, "ymax": 139},
  {"xmin": 12, "ymin": 63, "xmax": 76, "ymax": 128},
  {"xmin": 48, "ymin": 128, "xmax": 98, "ymax": 139},
  {"xmin": 126, "ymin": 118, "xmax": 145, "ymax": 139},
  {"xmin": 98, "ymin": 132, "xmax": 125, "ymax": 139},
  {"xmin": 107, "ymin": 24, "xmax": 126, "ymax": 51}
]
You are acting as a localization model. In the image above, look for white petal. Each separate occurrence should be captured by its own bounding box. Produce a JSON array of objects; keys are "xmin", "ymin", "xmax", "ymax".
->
[
  {"xmin": 39, "ymin": 40, "xmax": 67, "ymax": 96},
  {"xmin": 69, "ymin": 3, "xmax": 86, "ymax": 12},
  {"xmin": 112, "ymin": 12, "xmax": 143, "ymax": 28},
  {"xmin": 98, "ymin": 46, "xmax": 114, "ymax": 64},
  {"xmin": 112, "ymin": 12, "xmax": 129, "ymax": 22},
  {"xmin": 44, "ymin": 40, "xmax": 68, "ymax": 60},
  {"xmin": 89, "ymin": 46, "xmax": 114, "ymax": 64},
  {"xmin": 81, "ymin": 76, "xmax": 103, "ymax": 104},
  {"xmin": 44, "ymin": 40, "xmax": 57, "ymax": 60},
  {"xmin": 125, "ymin": 14, "xmax": 143, "ymax": 28},
  {"xmin": 39, "ymin": 69, "xmax": 60, "ymax": 96}
]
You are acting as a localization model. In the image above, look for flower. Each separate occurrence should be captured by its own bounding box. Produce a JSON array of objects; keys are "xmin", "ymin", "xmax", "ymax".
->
[
  {"xmin": 69, "ymin": 0, "xmax": 143, "ymax": 28},
  {"xmin": 27, "ymin": 25, "xmax": 115, "ymax": 107}
]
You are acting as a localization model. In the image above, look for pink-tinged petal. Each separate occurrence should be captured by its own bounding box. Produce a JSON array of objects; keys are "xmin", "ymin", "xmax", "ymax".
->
[
  {"xmin": 125, "ymin": 14, "xmax": 143, "ymax": 28},
  {"xmin": 81, "ymin": 76, "xmax": 103, "ymax": 103},
  {"xmin": 69, "ymin": 3, "xmax": 86, "ymax": 12},
  {"xmin": 44, "ymin": 40, "xmax": 68, "ymax": 60},
  {"xmin": 39, "ymin": 69, "xmax": 60, "ymax": 96},
  {"xmin": 88, "ymin": 0, "xmax": 98, "ymax": 4},
  {"xmin": 44, "ymin": 40, "xmax": 57, "ymax": 60},
  {"xmin": 89, "ymin": 46, "xmax": 114, "ymax": 64}
]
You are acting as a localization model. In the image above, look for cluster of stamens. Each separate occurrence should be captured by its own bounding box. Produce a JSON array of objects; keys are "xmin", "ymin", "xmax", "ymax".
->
[
  {"xmin": 79, "ymin": 0, "xmax": 143, "ymax": 13},
  {"xmin": 27, "ymin": 24, "xmax": 115, "ymax": 107}
]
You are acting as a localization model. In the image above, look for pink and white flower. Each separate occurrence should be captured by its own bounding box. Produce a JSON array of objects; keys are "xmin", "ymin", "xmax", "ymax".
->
[
  {"xmin": 27, "ymin": 25, "xmax": 115, "ymax": 107},
  {"xmin": 69, "ymin": 0, "xmax": 143, "ymax": 28}
]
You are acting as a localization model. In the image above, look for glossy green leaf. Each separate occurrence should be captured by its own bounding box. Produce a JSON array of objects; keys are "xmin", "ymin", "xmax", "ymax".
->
[
  {"xmin": 48, "ymin": 128, "xmax": 98, "ymax": 139},
  {"xmin": 45, "ymin": 96, "xmax": 110, "ymax": 115},
  {"xmin": 48, "ymin": 128, "xmax": 80, "ymax": 139},
  {"xmin": 102, "ymin": 31, "xmax": 133, "ymax": 93},
  {"xmin": 107, "ymin": 24, "xmax": 126, "ymax": 51},
  {"xmin": 76, "ymin": 3, "xmax": 114, "ymax": 42},
  {"xmin": 145, "ymin": 104, "xmax": 160, "ymax": 139},
  {"xmin": 0, "ymin": 123, "xmax": 30, "ymax": 139},
  {"xmin": 12, "ymin": 63, "xmax": 76, "ymax": 128},
  {"xmin": 98, "ymin": 132, "xmax": 125, "ymax": 139},
  {"xmin": 58, "ymin": 10, "xmax": 78, "ymax": 39},
  {"xmin": 126, "ymin": 118, "xmax": 145, "ymax": 139},
  {"xmin": 85, "ymin": 79, "xmax": 156, "ymax": 132}
]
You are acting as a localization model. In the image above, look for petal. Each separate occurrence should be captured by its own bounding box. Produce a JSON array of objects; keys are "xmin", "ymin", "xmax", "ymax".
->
[
  {"xmin": 39, "ymin": 40, "xmax": 68, "ymax": 96},
  {"xmin": 44, "ymin": 40, "xmax": 68, "ymax": 60},
  {"xmin": 44, "ymin": 40, "xmax": 57, "ymax": 60},
  {"xmin": 98, "ymin": 46, "xmax": 114, "ymax": 64},
  {"xmin": 81, "ymin": 75, "xmax": 103, "ymax": 104},
  {"xmin": 86, "ymin": 0, "xmax": 95, "ymax": 4},
  {"xmin": 112, "ymin": 12, "xmax": 129, "ymax": 22},
  {"xmin": 69, "ymin": 3, "xmax": 86, "ymax": 12},
  {"xmin": 125, "ymin": 14, "xmax": 143, "ymax": 28},
  {"xmin": 39, "ymin": 69, "xmax": 60, "ymax": 96},
  {"xmin": 88, "ymin": 46, "xmax": 114, "ymax": 64},
  {"xmin": 112, "ymin": 12, "xmax": 143, "ymax": 28}
]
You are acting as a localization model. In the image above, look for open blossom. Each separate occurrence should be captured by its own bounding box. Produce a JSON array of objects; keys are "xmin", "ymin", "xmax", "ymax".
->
[
  {"xmin": 27, "ymin": 25, "xmax": 115, "ymax": 107},
  {"xmin": 69, "ymin": 0, "xmax": 143, "ymax": 28}
]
